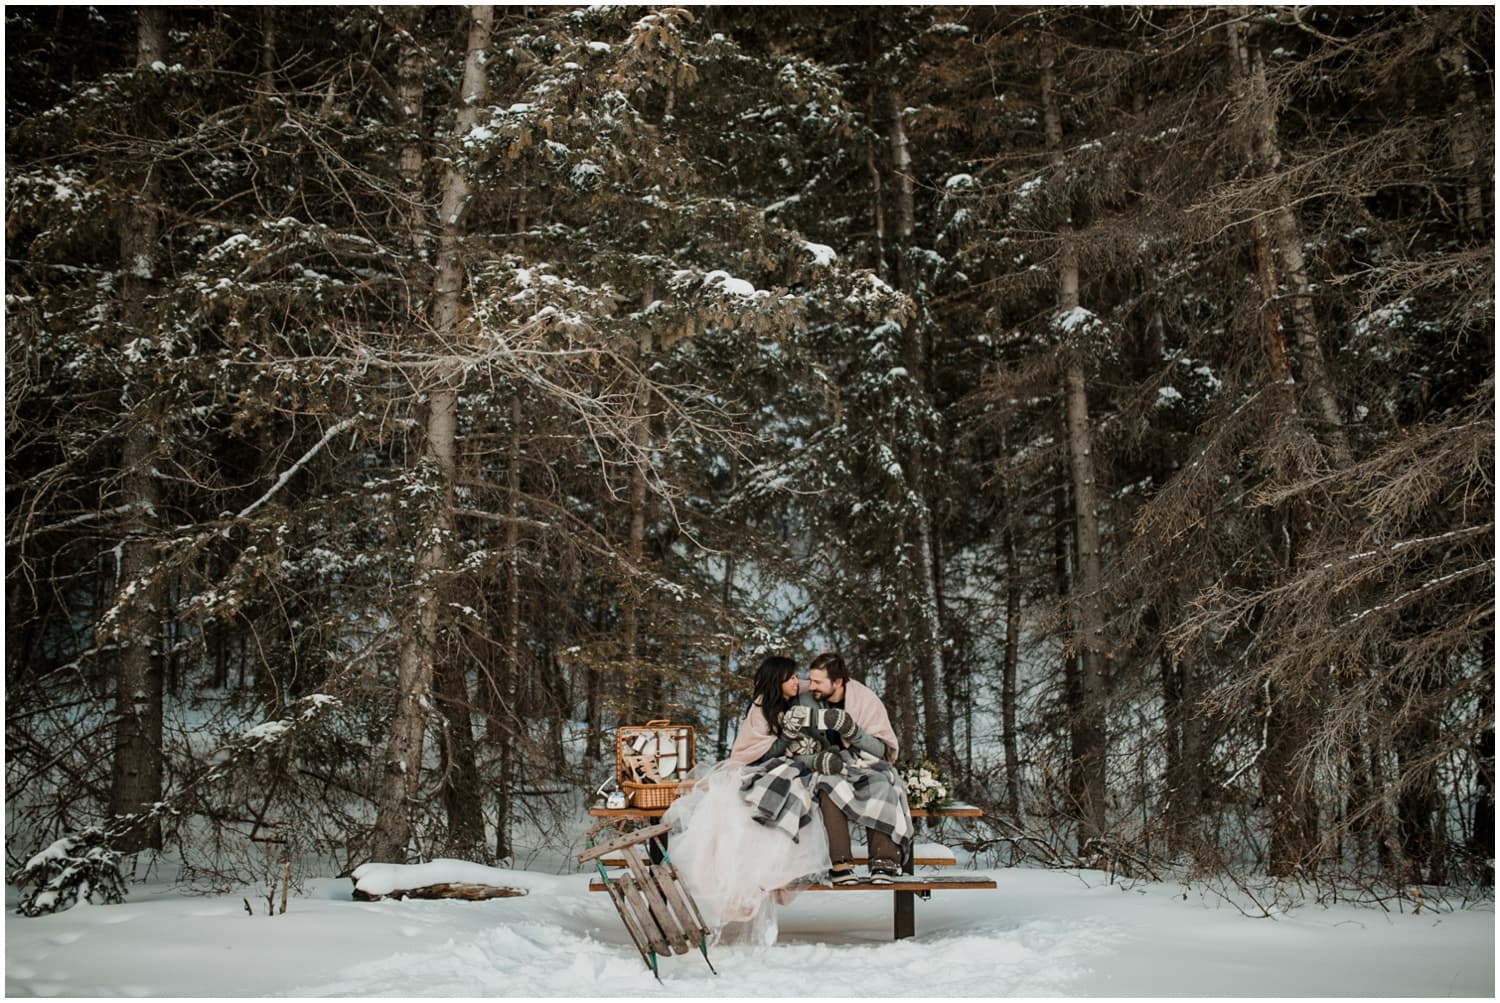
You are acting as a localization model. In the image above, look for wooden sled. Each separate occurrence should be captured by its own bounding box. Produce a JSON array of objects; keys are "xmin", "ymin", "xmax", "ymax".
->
[{"xmin": 578, "ymin": 820, "xmax": 717, "ymax": 982}]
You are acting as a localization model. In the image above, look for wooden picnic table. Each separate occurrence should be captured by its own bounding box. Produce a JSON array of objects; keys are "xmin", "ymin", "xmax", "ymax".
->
[{"xmin": 586, "ymin": 801, "xmax": 992, "ymax": 939}]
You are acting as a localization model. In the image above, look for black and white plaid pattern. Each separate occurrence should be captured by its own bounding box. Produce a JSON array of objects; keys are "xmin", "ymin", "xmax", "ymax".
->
[
  {"xmin": 739, "ymin": 758, "xmax": 816, "ymax": 842},
  {"xmin": 739, "ymin": 753, "xmax": 913, "ymax": 849},
  {"xmin": 811, "ymin": 751, "xmax": 914, "ymax": 848}
]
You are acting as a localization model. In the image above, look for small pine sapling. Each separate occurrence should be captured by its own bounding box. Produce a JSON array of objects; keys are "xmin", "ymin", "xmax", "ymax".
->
[{"xmin": 10, "ymin": 828, "xmax": 128, "ymax": 916}]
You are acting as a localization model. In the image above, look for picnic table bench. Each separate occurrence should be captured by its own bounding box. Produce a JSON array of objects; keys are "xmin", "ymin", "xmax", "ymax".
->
[{"xmin": 587, "ymin": 801, "xmax": 995, "ymax": 939}]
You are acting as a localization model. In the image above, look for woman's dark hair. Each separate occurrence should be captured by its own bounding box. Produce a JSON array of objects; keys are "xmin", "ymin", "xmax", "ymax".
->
[
  {"xmin": 809, "ymin": 650, "xmax": 847, "ymax": 684},
  {"xmin": 747, "ymin": 655, "xmax": 798, "ymax": 727}
]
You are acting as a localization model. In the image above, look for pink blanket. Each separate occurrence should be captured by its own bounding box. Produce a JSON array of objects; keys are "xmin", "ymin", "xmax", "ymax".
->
[
  {"xmin": 726, "ymin": 679, "xmax": 809, "ymax": 766},
  {"xmin": 843, "ymin": 678, "xmax": 900, "ymax": 763},
  {"xmin": 728, "ymin": 677, "xmax": 900, "ymax": 765}
]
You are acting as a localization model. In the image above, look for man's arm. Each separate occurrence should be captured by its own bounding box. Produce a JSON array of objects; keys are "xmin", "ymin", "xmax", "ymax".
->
[
  {"xmin": 826, "ymin": 708, "xmax": 889, "ymax": 761},
  {"xmin": 846, "ymin": 726, "xmax": 886, "ymax": 760}
]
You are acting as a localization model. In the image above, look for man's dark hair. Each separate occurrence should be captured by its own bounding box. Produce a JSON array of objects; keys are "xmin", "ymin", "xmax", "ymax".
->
[{"xmin": 809, "ymin": 651, "xmax": 847, "ymax": 684}]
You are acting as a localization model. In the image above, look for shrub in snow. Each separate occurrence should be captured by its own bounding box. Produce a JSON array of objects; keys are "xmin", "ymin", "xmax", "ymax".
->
[{"xmin": 10, "ymin": 828, "xmax": 128, "ymax": 916}]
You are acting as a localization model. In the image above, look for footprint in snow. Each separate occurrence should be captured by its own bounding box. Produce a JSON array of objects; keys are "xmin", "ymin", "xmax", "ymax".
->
[{"xmin": 47, "ymin": 931, "xmax": 84, "ymax": 946}]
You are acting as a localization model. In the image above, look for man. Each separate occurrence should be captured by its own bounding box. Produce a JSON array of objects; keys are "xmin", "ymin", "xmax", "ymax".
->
[{"xmin": 782, "ymin": 651, "xmax": 910, "ymax": 884}]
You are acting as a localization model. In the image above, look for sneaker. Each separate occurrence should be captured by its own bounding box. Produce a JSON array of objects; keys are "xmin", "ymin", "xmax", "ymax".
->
[
  {"xmin": 830, "ymin": 863, "xmax": 859, "ymax": 886},
  {"xmin": 868, "ymin": 859, "xmax": 899, "ymax": 885}
]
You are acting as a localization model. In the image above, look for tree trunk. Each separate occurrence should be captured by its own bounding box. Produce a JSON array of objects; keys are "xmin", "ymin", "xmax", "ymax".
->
[
  {"xmin": 716, "ymin": 454, "xmax": 739, "ymax": 760},
  {"xmin": 1343, "ymin": 717, "xmax": 1373, "ymax": 872},
  {"xmin": 1261, "ymin": 682, "xmax": 1321, "ymax": 877},
  {"xmin": 1043, "ymin": 48, "xmax": 1109, "ymax": 850},
  {"xmin": 864, "ymin": 28, "xmax": 887, "ymax": 279},
  {"xmin": 885, "ymin": 559, "xmax": 919, "ymax": 761},
  {"xmin": 495, "ymin": 714, "xmax": 513, "ymax": 861},
  {"xmin": 1227, "ymin": 15, "xmax": 1341, "ymax": 876},
  {"xmin": 998, "ymin": 424, "xmax": 1022, "ymax": 819},
  {"xmin": 622, "ymin": 288, "xmax": 654, "ymax": 721},
  {"xmin": 885, "ymin": 85, "xmax": 947, "ymax": 765},
  {"xmin": 395, "ymin": 14, "xmax": 427, "ymax": 268},
  {"xmin": 1441, "ymin": 40, "xmax": 1486, "ymax": 239},
  {"xmin": 1163, "ymin": 651, "xmax": 1202, "ymax": 858},
  {"xmin": 584, "ymin": 661, "xmax": 602, "ymax": 769},
  {"xmin": 108, "ymin": 5, "xmax": 168, "ymax": 856},
  {"xmin": 257, "ymin": 9, "xmax": 276, "ymax": 128},
  {"xmin": 912, "ymin": 498, "xmax": 947, "ymax": 764},
  {"xmin": 1053, "ymin": 479, "xmax": 1083, "ymax": 813},
  {"xmin": 493, "ymin": 389, "xmax": 524, "ymax": 857},
  {"xmin": 369, "ymin": 4, "xmax": 493, "ymax": 864},
  {"xmin": 1002, "ymin": 521, "xmax": 1022, "ymax": 821},
  {"xmin": 1394, "ymin": 665, "xmax": 1447, "ymax": 885},
  {"xmin": 1062, "ymin": 362, "xmax": 1109, "ymax": 850},
  {"xmin": 434, "ymin": 658, "xmax": 486, "ymax": 860},
  {"xmin": 1472, "ymin": 724, "xmax": 1495, "ymax": 884},
  {"xmin": 1231, "ymin": 16, "xmax": 1349, "ymax": 459},
  {"xmin": 886, "ymin": 86, "xmax": 916, "ymax": 291}
]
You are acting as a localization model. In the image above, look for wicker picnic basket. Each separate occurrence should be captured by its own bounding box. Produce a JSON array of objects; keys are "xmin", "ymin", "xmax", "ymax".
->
[{"xmin": 616, "ymin": 720, "xmax": 696, "ymax": 809}]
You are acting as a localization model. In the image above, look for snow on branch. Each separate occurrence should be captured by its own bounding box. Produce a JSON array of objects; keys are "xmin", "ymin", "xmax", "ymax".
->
[{"xmin": 238, "ymin": 418, "xmax": 357, "ymax": 519}]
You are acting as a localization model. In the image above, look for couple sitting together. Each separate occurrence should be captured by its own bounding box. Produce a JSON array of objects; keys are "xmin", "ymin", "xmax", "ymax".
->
[{"xmin": 663, "ymin": 652, "xmax": 913, "ymax": 943}]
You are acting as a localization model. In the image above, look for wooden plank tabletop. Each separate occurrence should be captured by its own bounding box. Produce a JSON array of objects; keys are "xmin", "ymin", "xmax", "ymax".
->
[
  {"xmin": 598, "ymin": 853, "xmax": 960, "ymax": 868},
  {"xmin": 792, "ymin": 874, "xmax": 997, "ymax": 892},
  {"xmin": 588, "ymin": 873, "xmax": 996, "ymax": 894}
]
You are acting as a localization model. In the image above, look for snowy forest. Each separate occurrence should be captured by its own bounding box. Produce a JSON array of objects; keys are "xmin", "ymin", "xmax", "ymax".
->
[{"xmin": 5, "ymin": 4, "xmax": 1494, "ymax": 908}]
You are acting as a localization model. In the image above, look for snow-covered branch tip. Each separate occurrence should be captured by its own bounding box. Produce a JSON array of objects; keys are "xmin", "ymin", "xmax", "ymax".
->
[{"xmin": 237, "ymin": 418, "xmax": 358, "ymax": 520}]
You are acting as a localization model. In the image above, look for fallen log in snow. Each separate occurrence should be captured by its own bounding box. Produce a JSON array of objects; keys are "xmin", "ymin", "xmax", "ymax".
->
[
  {"xmin": 352, "ymin": 881, "xmax": 525, "ymax": 903},
  {"xmin": 349, "ymin": 859, "xmax": 529, "ymax": 902}
]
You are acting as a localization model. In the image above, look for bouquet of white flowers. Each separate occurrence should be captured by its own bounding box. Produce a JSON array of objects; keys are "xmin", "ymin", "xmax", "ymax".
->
[{"xmin": 900, "ymin": 759, "xmax": 952, "ymax": 811}]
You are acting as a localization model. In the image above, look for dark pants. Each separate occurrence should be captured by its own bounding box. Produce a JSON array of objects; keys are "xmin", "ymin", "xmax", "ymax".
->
[{"xmin": 819, "ymin": 794, "xmax": 900, "ymax": 866}]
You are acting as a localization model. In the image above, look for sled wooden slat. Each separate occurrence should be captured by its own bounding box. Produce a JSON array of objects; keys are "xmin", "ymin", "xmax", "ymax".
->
[
  {"xmin": 603, "ymin": 878, "xmax": 657, "ymax": 966},
  {"xmin": 619, "ymin": 840, "xmax": 693, "ymax": 955},
  {"xmin": 577, "ymin": 822, "xmax": 673, "ymax": 863},
  {"xmin": 615, "ymin": 872, "xmax": 673, "ymax": 957},
  {"xmin": 648, "ymin": 863, "xmax": 705, "ymax": 955},
  {"xmin": 579, "ymin": 818, "xmax": 715, "ymax": 978}
]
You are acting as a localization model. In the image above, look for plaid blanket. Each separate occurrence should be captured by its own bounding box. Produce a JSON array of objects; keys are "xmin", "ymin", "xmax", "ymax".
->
[
  {"xmin": 739, "ymin": 753, "xmax": 913, "ymax": 849},
  {"xmin": 814, "ymin": 752, "xmax": 915, "ymax": 847},
  {"xmin": 739, "ymin": 759, "xmax": 816, "ymax": 842}
]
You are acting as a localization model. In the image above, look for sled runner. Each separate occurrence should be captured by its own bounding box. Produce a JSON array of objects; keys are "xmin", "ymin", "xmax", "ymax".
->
[{"xmin": 578, "ymin": 820, "xmax": 717, "ymax": 983}]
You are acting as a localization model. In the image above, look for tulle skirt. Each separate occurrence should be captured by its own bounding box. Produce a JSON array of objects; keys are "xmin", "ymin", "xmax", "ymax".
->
[{"xmin": 661, "ymin": 760, "xmax": 830, "ymax": 945}]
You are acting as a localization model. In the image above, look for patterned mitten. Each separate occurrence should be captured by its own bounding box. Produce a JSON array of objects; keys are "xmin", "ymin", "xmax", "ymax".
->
[
  {"xmin": 780, "ymin": 704, "xmax": 811, "ymax": 740},
  {"xmin": 813, "ymin": 750, "xmax": 845, "ymax": 776},
  {"xmin": 824, "ymin": 708, "xmax": 859, "ymax": 740},
  {"xmin": 786, "ymin": 734, "xmax": 820, "ymax": 757}
]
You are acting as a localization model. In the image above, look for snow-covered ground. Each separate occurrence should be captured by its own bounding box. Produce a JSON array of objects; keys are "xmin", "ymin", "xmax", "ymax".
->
[{"xmin": 5, "ymin": 861, "xmax": 1492, "ymax": 997}]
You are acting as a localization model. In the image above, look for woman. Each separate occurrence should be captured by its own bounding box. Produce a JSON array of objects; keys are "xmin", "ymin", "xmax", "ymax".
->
[
  {"xmin": 725, "ymin": 655, "xmax": 811, "ymax": 766},
  {"xmin": 661, "ymin": 656, "xmax": 829, "ymax": 944}
]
